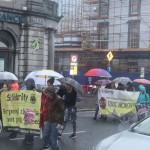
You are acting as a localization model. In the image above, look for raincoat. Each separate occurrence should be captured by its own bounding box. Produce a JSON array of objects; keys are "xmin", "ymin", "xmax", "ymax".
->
[{"xmin": 136, "ymin": 85, "xmax": 150, "ymax": 104}]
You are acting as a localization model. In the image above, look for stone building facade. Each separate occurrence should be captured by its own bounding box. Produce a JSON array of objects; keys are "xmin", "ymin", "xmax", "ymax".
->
[{"xmin": 0, "ymin": 0, "xmax": 61, "ymax": 81}]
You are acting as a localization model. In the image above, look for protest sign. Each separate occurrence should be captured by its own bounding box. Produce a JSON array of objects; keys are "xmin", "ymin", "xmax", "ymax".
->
[
  {"xmin": 1, "ymin": 90, "xmax": 41, "ymax": 134},
  {"xmin": 98, "ymin": 89, "xmax": 139, "ymax": 117}
]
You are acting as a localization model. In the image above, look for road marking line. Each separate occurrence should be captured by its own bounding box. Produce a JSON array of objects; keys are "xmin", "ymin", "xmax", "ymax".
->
[{"xmin": 63, "ymin": 131, "xmax": 86, "ymax": 135}]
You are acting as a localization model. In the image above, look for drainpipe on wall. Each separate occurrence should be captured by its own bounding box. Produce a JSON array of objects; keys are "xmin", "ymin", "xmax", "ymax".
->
[{"xmin": 48, "ymin": 28, "xmax": 55, "ymax": 70}]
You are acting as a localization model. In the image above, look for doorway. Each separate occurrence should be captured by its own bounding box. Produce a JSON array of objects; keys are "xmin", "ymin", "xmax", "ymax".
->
[{"xmin": 0, "ymin": 31, "xmax": 15, "ymax": 72}]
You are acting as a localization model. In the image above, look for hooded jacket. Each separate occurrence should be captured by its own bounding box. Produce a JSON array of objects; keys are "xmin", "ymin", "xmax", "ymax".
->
[{"xmin": 136, "ymin": 85, "xmax": 150, "ymax": 104}]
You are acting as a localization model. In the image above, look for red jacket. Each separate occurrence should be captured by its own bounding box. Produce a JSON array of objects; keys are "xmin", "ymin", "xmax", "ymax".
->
[{"xmin": 39, "ymin": 93, "xmax": 48, "ymax": 128}]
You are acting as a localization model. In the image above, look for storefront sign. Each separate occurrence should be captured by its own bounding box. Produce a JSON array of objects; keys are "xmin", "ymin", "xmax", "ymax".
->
[
  {"xmin": 0, "ymin": 12, "xmax": 24, "ymax": 23},
  {"xmin": 30, "ymin": 17, "xmax": 45, "ymax": 25}
]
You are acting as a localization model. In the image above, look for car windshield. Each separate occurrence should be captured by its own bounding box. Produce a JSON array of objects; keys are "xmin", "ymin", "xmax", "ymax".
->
[{"xmin": 132, "ymin": 117, "xmax": 150, "ymax": 135}]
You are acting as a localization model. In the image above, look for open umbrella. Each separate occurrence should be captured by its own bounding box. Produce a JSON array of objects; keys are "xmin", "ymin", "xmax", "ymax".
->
[
  {"xmin": 84, "ymin": 68, "xmax": 112, "ymax": 78},
  {"xmin": 24, "ymin": 69, "xmax": 63, "ymax": 85},
  {"xmin": 113, "ymin": 77, "xmax": 132, "ymax": 85},
  {"xmin": 0, "ymin": 71, "xmax": 18, "ymax": 83},
  {"xmin": 94, "ymin": 79, "xmax": 112, "ymax": 85},
  {"xmin": 133, "ymin": 79, "xmax": 150, "ymax": 84},
  {"xmin": 58, "ymin": 77, "xmax": 84, "ymax": 95}
]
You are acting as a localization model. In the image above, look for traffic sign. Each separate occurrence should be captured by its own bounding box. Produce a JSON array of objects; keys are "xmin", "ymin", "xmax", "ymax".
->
[
  {"xmin": 107, "ymin": 51, "xmax": 113, "ymax": 61},
  {"xmin": 71, "ymin": 55, "xmax": 78, "ymax": 63}
]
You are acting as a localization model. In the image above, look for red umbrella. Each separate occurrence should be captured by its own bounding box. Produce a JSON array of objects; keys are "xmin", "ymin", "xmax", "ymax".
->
[
  {"xmin": 133, "ymin": 79, "xmax": 150, "ymax": 84},
  {"xmin": 84, "ymin": 68, "xmax": 112, "ymax": 78}
]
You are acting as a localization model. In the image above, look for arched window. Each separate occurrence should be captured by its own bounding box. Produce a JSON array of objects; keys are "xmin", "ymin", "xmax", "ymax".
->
[{"xmin": 0, "ymin": 41, "xmax": 8, "ymax": 48}]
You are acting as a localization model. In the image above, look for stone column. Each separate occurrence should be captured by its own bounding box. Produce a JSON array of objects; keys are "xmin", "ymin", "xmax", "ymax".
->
[{"xmin": 48, "ymin": 29, "xmax": 55, "ymax": 70}]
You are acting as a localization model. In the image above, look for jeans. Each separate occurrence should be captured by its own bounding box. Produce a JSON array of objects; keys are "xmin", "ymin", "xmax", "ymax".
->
[
  {"xmin": 94, "ymin": 105, "xmax": 99, "ymax": 118},
  {"xmin": 43, "ymin": 121, "xmax": 58, "ymax": 150}
]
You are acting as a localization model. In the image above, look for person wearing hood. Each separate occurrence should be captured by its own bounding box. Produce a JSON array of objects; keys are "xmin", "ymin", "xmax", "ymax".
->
[
  {"xmin": 23, "ymin": 78, "xmax": 36, "ymax": 145},
  {"xmin": 136, "ymin": 85, "xmax": 150, "ymax": 104}
]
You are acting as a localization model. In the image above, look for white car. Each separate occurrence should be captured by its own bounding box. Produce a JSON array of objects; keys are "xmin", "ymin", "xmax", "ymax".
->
[{"xmin": 93, "ymin": 116, "xmax": 150, "ymax": 150}]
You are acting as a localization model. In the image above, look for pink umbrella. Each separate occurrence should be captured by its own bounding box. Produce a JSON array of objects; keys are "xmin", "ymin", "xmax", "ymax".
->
[{"xmin": 133, "ymin": 79, "xmax": 150, "ymax": 84}]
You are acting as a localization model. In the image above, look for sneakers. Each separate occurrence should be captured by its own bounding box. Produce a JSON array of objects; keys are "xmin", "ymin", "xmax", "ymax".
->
[
  {"xmin": 39, "ymin": 144, "xmax": 50, "ymax": 150},
  {"xmin": 69, "ymin": 133, "xmax": 77, "ymax": 138}
]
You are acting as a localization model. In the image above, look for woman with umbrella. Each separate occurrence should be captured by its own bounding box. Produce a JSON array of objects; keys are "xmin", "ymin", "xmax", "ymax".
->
[{"xmin": 59, "ymin": 83, "xmax": 77, "ymax": 138}]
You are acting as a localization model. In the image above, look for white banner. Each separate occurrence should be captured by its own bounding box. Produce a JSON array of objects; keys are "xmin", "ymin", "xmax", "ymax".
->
[{"xmin": 98, "ymin": 88, "xmax": 140, "ymax": 117}]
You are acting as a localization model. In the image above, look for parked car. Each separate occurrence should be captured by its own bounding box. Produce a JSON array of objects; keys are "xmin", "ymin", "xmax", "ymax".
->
[{"xmin": 93, "ymin": 116, "xmax": 150, "ymax": 150}]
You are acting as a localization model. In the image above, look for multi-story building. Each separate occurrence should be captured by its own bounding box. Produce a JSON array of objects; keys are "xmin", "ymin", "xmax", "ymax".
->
[
  {"xmin": 54, "ymin": 0, "xmax": 150, "ymax": 83},
  {"xmin": 0, "ymin": 0, "xmax": 61, "ymax": 81}
]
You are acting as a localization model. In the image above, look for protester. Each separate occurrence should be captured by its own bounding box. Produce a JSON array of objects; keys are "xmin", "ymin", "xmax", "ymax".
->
[
  {"xmin": 9, "ymin": 83, "xmax": 20, "ymax": 138},
  {"xmin": 11, "ymin": 82, "xmax": 19, "ymax": 91},
  {"xmin": 93, "ymin": 84, "xmax": 101, "ymax": 120},
  {"xmin": 47, "ymin": 77, "xmax": 54, "ymax": 87},
  {"xmin": 136, "ymin": 85, "xmax": 150, "ymax": 104},
  {"xmin": 59, "ymin": 83, "xmax": 77, "ymax": 138},
  {"xmin": 39, "ymin": 87, "xmax": 48, "ymax": 144},
  {"xmin": 23, "ymin": 78, "xmax": 36, "ymax": 145},
  {"xmin": 57, "ymin": 84, "xmax": 67, "ymax": 99},
  {"xmin": 0, "ymin": 83, "xmax": 10, "ymax": 130},
  {"xmin": 105, "ymin": 82, "xmax": 116, "ymax": 89},
  {"xmin": 117, "ymin": 83, "xmax": 125, "ymax": 90},
  {"xmin": 126, "ymin": 82, "xmax": 135, "ymax": 91},
  {"xmin": 39, "ymin": 87, "xmax": 64, "ymax": 150}
]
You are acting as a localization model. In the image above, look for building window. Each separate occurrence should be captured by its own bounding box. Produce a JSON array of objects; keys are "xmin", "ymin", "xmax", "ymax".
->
[
  {"xmin": 98, "ymin": 22, "xmax": 109, "ymax": 49},
  {"xmin": 99, "ymin": 0, "xmax": 109, "ymax": 18},
  {"xmin": 129, "ymin": 0, "xmax": 141, "ymax": 16},
  {"xmin": 128, "ymin": 20, "xmax": 140, "ymax": 48}
]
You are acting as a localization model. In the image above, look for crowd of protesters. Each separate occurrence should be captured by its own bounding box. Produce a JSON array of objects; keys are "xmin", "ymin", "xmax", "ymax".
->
[
  {"xmin": 93, "ymin": 81, "xmax": 150, "ymax": 120},
  {"xmin": 1, "ymin": 75, "xmax": 150, "ymax": 150},
  {"xmin": 0, "ymin": 77, "xmax": 78, "ymax": 150}
]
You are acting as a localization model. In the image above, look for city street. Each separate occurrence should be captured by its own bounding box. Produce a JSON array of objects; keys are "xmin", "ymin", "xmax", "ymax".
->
[{"xmin": 0, "ymin": 111, "xmax": 124, "ymax": 150}]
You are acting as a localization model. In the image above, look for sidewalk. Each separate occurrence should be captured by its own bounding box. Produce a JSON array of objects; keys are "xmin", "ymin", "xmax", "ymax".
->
[{"xmin": 76, "ymin": 93, "xmax": 96, "ymax": 111}]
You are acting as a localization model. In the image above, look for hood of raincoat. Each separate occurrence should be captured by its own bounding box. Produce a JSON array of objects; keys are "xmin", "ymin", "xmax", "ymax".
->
[
  {"xmin": 25, "ymin": 78, "xmax": 35, "ymax": 90},
  {"xmin": 138, "ymin": 85, "xmax": 146, "ymax": 93}
]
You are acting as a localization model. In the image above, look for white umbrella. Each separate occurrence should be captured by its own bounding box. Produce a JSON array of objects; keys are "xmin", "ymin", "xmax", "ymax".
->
[
  {"xmin": 35, "ymin": 78, "xmax": 61, "ymax": 85},
  {"xmin": 58, "ymin": 77, "xmax": 84, "ymax": 95},
  {"xmin": 24, "ymin": 69, "xmax": 63, "ymax": 85},
  {"xmin": 113, "ymin": 77, "xmax": 132, "ymax": 85},
  {"xmin": 0, "ymin": 71, "xmax": 18, "ymax": 81}
]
